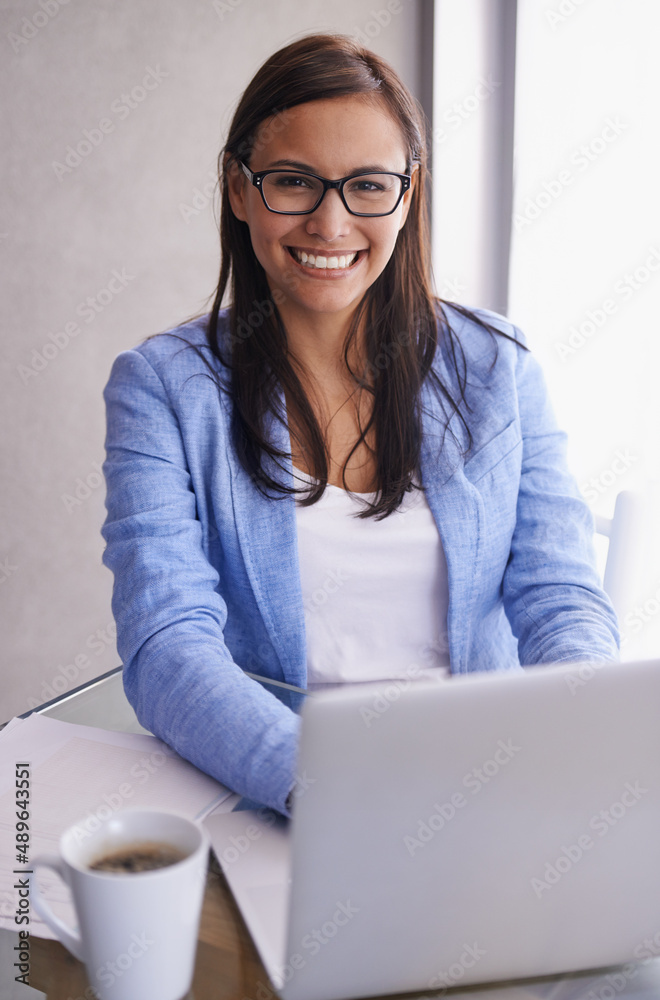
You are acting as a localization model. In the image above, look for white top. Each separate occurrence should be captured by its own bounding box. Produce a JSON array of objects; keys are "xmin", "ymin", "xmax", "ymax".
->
[{"xmin": 292, "ymin": 467, "xmax": 450, "ymax": 689}]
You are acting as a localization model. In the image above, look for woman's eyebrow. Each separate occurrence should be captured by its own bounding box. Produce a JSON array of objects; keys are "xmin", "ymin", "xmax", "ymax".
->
[{"xmin": 264, "ymin": 158, "xmax": 393, "ymax": 174}]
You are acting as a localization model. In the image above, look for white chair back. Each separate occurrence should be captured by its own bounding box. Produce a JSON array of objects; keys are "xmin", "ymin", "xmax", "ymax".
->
[{"xmin": 594, "ymin": 490, "xmax": 644, "ymax": 624}]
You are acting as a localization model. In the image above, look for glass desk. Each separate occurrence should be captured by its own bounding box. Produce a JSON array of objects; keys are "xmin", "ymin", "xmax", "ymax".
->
[{"xmin": 4, "ymin": 668, "xmax": 660, "ymax": 1000}]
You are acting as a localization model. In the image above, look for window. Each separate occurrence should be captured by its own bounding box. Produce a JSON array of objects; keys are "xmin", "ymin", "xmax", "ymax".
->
[{"xmin": 432, "ymin": 0, "xmax": 660, "ymax": 658}]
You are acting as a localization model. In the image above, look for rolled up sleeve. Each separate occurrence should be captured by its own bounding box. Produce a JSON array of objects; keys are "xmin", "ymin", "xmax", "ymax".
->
[{"xmin": 502, "ymin": 337, "xmax": 620, "ymax": 665}]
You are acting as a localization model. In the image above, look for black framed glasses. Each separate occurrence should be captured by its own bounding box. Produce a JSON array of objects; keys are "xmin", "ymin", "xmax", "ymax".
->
[{"xmin": 239, "ymin": 161, "xmax": 411, "ymax": 217}]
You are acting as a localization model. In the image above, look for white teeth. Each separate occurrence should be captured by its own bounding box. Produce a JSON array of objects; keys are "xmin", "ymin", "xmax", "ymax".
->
[{"xmin": 292, "ymin": 249, "xmax": 358, "ymax": 269}]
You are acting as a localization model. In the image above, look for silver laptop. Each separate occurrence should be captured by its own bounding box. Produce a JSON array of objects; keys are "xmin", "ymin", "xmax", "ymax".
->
[{"xmin": 204, "ymin": 658, "xmax": 660, "ymax": 1000}]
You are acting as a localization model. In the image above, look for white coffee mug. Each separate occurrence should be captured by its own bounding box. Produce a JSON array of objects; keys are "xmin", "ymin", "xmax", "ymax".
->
[{"xmin": 29, "ymin": 808, "xmax": 209, "ymax": 1000}]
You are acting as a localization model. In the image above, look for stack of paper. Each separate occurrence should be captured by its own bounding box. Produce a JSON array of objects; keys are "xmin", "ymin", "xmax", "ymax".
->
[{"xmin": 0, "ymin": 714, "xmax": 237, "ymax": 940}]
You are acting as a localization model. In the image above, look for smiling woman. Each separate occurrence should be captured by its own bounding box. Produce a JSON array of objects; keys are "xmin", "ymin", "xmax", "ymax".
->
[
  {"xmin": 224, "ymin": 92, "xmax": 420, "ymax": 494},
  {"xmin": 100, "ymin": 34, "xmax": 619, "ymax": 816},
  {"xmin": 227, "ymin": 96, "xmax": 414, "ymax": 328}
]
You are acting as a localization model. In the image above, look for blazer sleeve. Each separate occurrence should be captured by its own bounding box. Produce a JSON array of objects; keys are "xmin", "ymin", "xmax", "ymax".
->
[
  {"xmin": 101, "ymin": 348, "xmax": 299, "ymax": 815},
  {"xmin": 501, "ymin": 335, "xmax": 620, "ymax": 665}
]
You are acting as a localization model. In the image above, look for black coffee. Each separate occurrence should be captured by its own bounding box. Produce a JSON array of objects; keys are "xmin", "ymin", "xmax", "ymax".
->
[{"xmin": 89, "ymin": 841, "xmax": 186, "ymax": 874}]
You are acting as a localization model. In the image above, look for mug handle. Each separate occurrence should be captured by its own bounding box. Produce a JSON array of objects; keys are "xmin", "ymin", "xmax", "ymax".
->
[{"xmin": 29, "ymin": 854, "xmax": 84, "ymax": 961}]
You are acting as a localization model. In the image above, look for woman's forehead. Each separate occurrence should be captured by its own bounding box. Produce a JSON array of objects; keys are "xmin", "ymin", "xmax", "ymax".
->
[{"xmin": 252, "ymin": 94, "xmax": 408, "ymax": 172}]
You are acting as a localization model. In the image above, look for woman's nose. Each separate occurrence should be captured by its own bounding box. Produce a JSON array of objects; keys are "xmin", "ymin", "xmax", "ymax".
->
[{"xmin": 304, "ymin": 188, "xmax": 352, "ymax": 242}]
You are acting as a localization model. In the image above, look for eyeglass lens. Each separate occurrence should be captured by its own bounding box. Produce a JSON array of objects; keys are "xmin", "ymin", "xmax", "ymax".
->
[{"xmin": 261, "ymin": 172, "xmax": 403, "ymax": 215}]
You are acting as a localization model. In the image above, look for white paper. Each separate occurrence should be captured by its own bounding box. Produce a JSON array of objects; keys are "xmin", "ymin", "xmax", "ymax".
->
[{"xmin": 0, "ymin": 714, "xmax": 233, "ymax": 939}]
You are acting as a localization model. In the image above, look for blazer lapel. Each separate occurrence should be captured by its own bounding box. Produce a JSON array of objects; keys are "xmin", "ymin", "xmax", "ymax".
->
[
  {"xmin": 419, "ymin": 379, "xmax": 485, "ymax": 675},
  {"xmin": 227, "ymin": 393, "xmax": 307, "ymax": 688}
]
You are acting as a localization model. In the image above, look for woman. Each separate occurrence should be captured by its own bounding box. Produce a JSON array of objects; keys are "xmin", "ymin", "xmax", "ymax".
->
[{"xmin": 101, "ymin": 34, "xmax": 618, "ymax": 816}]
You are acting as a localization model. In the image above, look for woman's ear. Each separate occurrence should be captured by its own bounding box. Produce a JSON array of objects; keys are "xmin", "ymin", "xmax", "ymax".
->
[
  {"xmin": 398, "ymin": 162, "xmax": 419, "ymax": 231},
  {"xmin": 225, "ymin": 154, "xmax": 248, "ymax": 222}
]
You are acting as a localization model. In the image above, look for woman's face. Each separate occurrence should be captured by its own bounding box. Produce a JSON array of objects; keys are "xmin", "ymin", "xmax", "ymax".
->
[{"xmin": 227, "ymin": 94, "xmax": 417, "ymax": 329}]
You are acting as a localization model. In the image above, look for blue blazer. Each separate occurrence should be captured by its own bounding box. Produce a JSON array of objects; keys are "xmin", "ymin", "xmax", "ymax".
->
[{"xmin": 101, "ymin": 304, "xmax": 619, "ymax": 814}]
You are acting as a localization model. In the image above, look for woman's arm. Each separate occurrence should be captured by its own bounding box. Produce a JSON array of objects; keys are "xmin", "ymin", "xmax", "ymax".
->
[
  {"xmin": 502, "ymin": 336, "xmax": 620, "ymax": 665},
  {"xmin": 101, "ymin": 347, "xmax": 299, "ymax": 814}
]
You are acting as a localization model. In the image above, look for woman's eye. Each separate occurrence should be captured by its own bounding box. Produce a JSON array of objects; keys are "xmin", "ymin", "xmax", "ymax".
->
[
  {"xmin": 350, "ymin": 180, "xmax": 382, "ymax": 192},
  {"xmin": 273, "ymin": 173, "xmax": 312, "ymax": 188},
  {"xmin": 346, "ymin": 177, "xmax": 390, "ymax": 196}
]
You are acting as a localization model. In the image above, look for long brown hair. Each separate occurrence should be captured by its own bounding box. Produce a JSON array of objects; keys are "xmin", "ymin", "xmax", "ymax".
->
[{"xmin": 189, "ymin": 34, "xmax": 521, "ymax": 518}]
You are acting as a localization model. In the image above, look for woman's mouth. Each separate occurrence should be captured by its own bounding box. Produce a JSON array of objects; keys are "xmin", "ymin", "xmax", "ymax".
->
[{"xmin": 286, "ymin": 246, "xmax": 363, "ymax": 270}]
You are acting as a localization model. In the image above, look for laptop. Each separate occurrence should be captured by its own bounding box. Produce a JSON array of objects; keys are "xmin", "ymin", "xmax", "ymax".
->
[{"xmin": 204, "ymin": 658, "xmax": 660, "ymax": 1000}]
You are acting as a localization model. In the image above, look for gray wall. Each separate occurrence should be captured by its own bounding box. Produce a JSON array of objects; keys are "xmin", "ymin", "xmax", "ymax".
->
[{"xmin": 0, "ymin": 0, "xmax": 426, "ymax": 721}]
